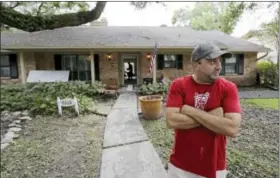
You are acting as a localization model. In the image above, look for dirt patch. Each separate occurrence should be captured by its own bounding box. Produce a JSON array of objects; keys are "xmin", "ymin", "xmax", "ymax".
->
[
  {"xmin": 1, "ymin": 99, "xmax": 115, "ymax": 178},
  {"xmin": 140, "ymin": 102, "xmax": 279, "ymax": 178}
]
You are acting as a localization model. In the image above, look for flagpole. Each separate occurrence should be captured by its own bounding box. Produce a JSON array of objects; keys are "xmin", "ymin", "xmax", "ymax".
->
[
  {"xmin": 153, "ymin": 57, "xmax": 156, "ymax": 84},
  {"xmin": 153, "ymin": 42, "xmax": 158, "ymax": 84}
]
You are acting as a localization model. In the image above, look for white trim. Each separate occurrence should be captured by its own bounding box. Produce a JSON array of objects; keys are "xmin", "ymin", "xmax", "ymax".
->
[
  {"xmin": 90, "ymin": 51, "xmax": 95, "ymax": 84},
  {"xmin": 19, "ymin": 52, "xmax": 26, "ymax": 84}
]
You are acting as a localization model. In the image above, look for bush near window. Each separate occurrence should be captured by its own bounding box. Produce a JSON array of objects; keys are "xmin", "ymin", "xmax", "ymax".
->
[{"xmin": 1, "ymin": 81, "xmax": 106, "ymax": 116}]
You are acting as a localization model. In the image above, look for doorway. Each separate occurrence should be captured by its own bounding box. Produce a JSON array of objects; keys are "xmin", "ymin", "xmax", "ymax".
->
[{"xmin": 122, "ymin": 54, "xmax": 138, "ymax": 85}]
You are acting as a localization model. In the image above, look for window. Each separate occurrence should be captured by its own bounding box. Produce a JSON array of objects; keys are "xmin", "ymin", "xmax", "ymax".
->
[
  {"xmin": 54, "ymin": 54, "xmax": 91, "ymax": 81},
  {"xmin": 220, "ymin": 54, "xmax": 244, "ymax": 75},
  {"xmin": 157, "ymin": 54, "xmax": 183, "ymax": 70},
  {"xmin": 0, "ymin": 54, "xmax": 18, "ymax": 78},
  {"xmin": 225, "ymin": 56, "xmax": 237, "ymax": 74},
  {"xmin": 164, "ymin": 55, "xmax": 177, "ymax": 68}
]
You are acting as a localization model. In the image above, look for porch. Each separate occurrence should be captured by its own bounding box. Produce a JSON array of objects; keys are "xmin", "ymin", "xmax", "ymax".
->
[
  {"xmin": 1, "ymin": 50, "xmax": 183, "ymax": 86},
  {"xmin": 1, "ymin": 50, "xmax": 258, "ymax": 87}
]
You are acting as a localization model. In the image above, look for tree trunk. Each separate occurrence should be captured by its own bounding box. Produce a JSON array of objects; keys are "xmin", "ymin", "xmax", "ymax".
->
[
  {"xmin": 0, "ymin": 2, "xmax": 106, "ymax": 32},
  {"xmin": 278, "ymin": 2, "xmax": 280, "ymax": 70}
]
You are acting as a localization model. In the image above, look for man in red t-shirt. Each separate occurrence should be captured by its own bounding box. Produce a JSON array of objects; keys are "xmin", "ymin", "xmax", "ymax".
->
[{"xmin": 165, "ymin": 42, "xmax": 242, "ymax": 178}]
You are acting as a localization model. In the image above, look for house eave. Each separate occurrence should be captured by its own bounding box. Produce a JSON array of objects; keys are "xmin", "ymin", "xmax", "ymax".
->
[{"xmin": 1, "ymin": 46, "xmax": 270, "ymax": 53}]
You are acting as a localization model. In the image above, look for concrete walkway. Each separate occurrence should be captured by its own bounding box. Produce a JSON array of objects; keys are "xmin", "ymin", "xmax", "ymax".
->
[
  {"xmin": 239, "ymin": 90, "xmax": 278, "ymax": 99},
  {"xmin": 100, "ymin": 92, "xmax": 167, "ymax": 178}
]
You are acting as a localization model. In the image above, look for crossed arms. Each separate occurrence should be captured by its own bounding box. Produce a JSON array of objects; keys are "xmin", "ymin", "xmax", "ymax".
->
[{"xmin": 165, "ymin": 106, "xmax": 241, "ymax": 137}]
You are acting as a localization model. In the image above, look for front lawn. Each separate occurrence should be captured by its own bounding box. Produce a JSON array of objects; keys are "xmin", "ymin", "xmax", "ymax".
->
[
  {"xmin": 140, "ymin": 102, "xmax": 279, "ymax": 178},
  {"xmin": 1, "ymin": 99, "xmax": 115, "ymax": 178},
  {"xmin": 243, "ymin": 98, "xmax": 278, "ymax": 110}
]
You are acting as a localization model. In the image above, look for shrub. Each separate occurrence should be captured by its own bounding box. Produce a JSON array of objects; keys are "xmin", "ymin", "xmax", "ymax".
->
[
  {"xmin": 0, "ymin": 81, "xmax": 106, "ymax": 116},
  {"xmin": 257, "ymin": 60, "xmax": 279, "ymax": 88},
  {"xmin": 139, "ymin": 82, "xmax": 171, "ymax": 96}
]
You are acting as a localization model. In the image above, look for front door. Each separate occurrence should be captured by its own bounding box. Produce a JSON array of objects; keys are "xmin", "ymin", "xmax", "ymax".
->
[{"xmin": 122, "ymin": 54, "xmax": 139, "ymax": 86}]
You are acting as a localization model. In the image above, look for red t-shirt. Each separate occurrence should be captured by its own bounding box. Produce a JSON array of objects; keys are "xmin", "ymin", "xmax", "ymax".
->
[{"xmin": 165, "ymin": 75, "xmax": 241, "ymax": 178}]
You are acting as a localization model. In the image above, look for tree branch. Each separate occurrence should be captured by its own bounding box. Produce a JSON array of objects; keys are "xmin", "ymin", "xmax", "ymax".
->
[
  {"xmin": 0, "ymin": 2, "xmax": 107, "ymax": 32},
  {"xmin": 37, "ymin": 2, "xmax": 46, "ymax": 16},
  {"xmin": 11, "ymin": 2, "xmax": 22, "ymax": 8},
  {"xmin": 130, "ymin": 1, "xmax": 165, "ymax": 10}
]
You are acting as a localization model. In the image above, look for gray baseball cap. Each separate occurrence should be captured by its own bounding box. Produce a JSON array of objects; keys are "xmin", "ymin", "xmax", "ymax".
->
[{"xmin": 191, "ymin": 42, "xmax": 232, "ymax": 62}]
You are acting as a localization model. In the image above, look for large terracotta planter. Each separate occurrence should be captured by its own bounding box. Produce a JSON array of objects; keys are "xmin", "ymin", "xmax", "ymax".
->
[{"xmin": 139, "ymin": 95, "xmax": 163, "ymax": 120}]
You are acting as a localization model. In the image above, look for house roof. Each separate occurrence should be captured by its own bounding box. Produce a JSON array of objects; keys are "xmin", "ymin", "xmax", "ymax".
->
[
  {"xmin": 1, "ymin": 49, "xmax": 12, "ymax": 53},
  {"xmin": 1, "ymin": 26, "xmax": 271, "ymax": 52}
]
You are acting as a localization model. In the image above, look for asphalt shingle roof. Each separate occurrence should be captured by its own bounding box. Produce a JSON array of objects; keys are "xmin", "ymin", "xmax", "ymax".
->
[{"xmin": 1, "ymin": 26, "xmax": 270, "ymax": 52}]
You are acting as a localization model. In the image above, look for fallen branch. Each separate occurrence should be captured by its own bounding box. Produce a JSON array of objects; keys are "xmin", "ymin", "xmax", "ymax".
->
[{"xmin": 88, "ymin": 110, "xmax": 107, "ymax": 117}]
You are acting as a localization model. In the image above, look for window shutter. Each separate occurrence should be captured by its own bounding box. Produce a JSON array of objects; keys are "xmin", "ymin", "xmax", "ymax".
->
[
  {"xmin": 237, "ymin": 54, "xmax": 244, "ymax": 75},
  {"xmin": 220, "ymin": 58, "xmax": 225, "ymax": 75},
  {"xmin": 94, "ymin": 54, "xmax": 100, "ymax": 81},
  {"xmin": 54, "ymin": 54, "xmax": 62, "ymax": 70},
  {"xmin": 157, "ymin": 54, "xmax": 164, "ymax": 70},
  {"xmin": 9, "ymin": 54, "xmax": 18, "ymax": 78},
  {"xmin": 176, "ymin": 54, "xmax": 183, "ymax": 69}
]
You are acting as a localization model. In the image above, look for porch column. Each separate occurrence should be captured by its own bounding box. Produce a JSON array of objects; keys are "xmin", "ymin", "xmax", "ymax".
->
[
  {"xmin": 19, "ymin": 52, "xmax": 26, "ymax": 84},
  {"xmin": 153, "ymin": 58, "xmax": 157, "ymax": 84},
  {"xmin": 90, "ymin": 51, "xmax": 95, "ymax": 84}
]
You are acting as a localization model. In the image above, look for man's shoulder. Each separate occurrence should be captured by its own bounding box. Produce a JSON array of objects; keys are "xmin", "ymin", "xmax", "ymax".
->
[
  {"xmin": 218, "ymin": 77, "xmax": 238, "ymax": 89},
  {"xmin": 171, "ymin": 75, "xmax": 192, "ymax": 86}
]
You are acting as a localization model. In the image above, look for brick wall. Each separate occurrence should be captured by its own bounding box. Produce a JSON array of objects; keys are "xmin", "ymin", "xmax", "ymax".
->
[
  {"xmin": 34, "ymin": 52, "xmax": 54, "ymax": 70},
  {"xmin": 99, "ymin": 52, "xmax": 119, "ymax": 86},
  {"xmin": 32, "ymin": 51, "xmax": 120, "ymax": 86},
  {"xmin": 139, "ymin": 51, "xmax": 258, "ymax": 86},
  {"xmin": 1, "ymin": 51, "xmax": 258, "ymax": 87},
  {"xmin": 140, "ymin": 52, "xmax": 193, "ymax": 81}
]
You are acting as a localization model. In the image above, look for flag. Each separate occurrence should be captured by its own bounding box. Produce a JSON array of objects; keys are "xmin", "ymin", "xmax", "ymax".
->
[{"xmin": 149, "ymin": 42, "xmax": 158, "ymax": 73}]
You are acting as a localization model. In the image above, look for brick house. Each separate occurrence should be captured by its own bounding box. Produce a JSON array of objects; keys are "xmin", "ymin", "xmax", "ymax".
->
[{"xmin": 1, "ymin": 26, "xmax": 270, "ymax": 87}]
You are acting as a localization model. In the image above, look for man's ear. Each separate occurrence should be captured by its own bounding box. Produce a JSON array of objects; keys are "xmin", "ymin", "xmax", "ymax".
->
[{"xmin": 192, "ymin": 62, "xmax": 196, "ymax": 68}]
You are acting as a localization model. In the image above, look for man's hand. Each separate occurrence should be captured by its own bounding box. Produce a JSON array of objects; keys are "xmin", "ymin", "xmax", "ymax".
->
[
  {"xmin": 165, "ymin": 107, "xmax": 201, "ymax": 130},
  {"xmin": 180, "ymin": 105, "xmax": 241, "ymax": 137},
  {"xmin": 181, "ymin": 105, "xmax": 223, "ymax": 117},
  {"xmin": 208, "ymin": 107, "xmax": 224, "ymax": 117}
]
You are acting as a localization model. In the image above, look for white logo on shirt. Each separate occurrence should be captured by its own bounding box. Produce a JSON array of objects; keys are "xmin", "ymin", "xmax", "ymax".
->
[{"xmin": 194, "ymin": 92, "xmax": 210, "ymax": 110}]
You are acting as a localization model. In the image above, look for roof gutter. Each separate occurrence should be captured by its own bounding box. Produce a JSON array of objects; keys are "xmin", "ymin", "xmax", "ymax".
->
[
  {"xmin": 256, "ymin": 52, "xmax": 269, "ymax": 61},
  {"xmin": 1, "ymin": 46, "xmax": 270, "ymax": 53}
]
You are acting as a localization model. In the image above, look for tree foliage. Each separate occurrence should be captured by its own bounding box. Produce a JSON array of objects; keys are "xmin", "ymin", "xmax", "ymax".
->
[
  {"xmin": 3, "ymin": 1, "xmax": 90, "ymax": 16},
  {"xmin": 130, "ymin": 1, "xmax": 165, "ymax": 10},
  {"xmin": 171, "ymin": 2, "xmax": 246, "ymax": 34},
  {"xmin": 244, "ymin": 3, "xmax": 279, "ymax": 47},
  {"xmin": 0, "ymin": 1, "xmax": 106, "ymax": 32},
  {"xmin": 243, "ymin": 2, "xmax": 279, "ymax": 66},
  {"xmin": 0, "ymin": 1, "xmax": 159, "ymax": 32}
]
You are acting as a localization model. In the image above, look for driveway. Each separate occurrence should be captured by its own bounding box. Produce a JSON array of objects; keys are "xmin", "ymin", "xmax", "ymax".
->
[{"xmin": 239, "ymin": 89, "xmax": 278, "ymax": 99}]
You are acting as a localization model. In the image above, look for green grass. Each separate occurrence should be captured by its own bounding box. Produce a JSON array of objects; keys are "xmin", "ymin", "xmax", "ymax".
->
[{"xmin": 244, "ymin": 98, "xmax": 279, "ymax": 110}]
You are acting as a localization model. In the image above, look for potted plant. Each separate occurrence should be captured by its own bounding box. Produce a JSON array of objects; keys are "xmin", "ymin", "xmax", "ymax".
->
[{"xmin": 138, "ymin": 82, "xmax": 170, "ymax": 120}]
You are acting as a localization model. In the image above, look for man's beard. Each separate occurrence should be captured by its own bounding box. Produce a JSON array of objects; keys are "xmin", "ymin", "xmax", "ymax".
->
[{"xmin": 205, "ymin": 73, "xmax": 219, "ymax": 83}]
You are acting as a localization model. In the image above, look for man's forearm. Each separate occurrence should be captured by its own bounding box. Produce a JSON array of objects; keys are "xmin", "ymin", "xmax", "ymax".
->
[
  {"xmin": 182, "ymin": 106, "xmax": 236, "ymax": 136},
  {"xmin": 166, "ymin": 112, "xmax": 201, "ymax": 130}
]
